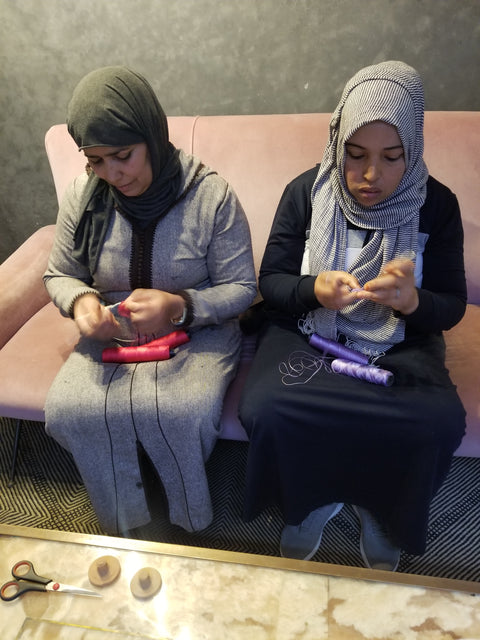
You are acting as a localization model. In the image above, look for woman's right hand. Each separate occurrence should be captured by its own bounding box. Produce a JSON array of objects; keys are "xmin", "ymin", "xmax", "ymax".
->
[
  {"xmin": 73, "ymin": 293, "xmax": 120, "ymax": 341},
  {"xmin": 314, "ymin": 270, "xmax": 360, "ymax": 310}
]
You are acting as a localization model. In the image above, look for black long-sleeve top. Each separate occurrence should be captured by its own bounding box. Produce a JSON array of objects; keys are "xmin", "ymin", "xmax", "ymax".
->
[{"xmin": 259, "ymin": 167, "xmax": 467, "ymax": 339}]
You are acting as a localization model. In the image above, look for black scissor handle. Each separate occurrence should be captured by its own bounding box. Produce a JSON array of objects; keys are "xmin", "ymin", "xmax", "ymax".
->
[
  {"xmin": 1, "ymin": 580, "xmax": 22, "ymax": 601},
  {"xmin": 11, "ymin": 560, "xmax": 50, "ymax": 585},
  {"xmin": 0, "ymin": 579, "xmax": 47, "ymax": 601}
]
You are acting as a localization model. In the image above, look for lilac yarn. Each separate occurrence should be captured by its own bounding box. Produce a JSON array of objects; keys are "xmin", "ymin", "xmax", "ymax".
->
[
  {"xmin": 331, "ymin": 358, "xmax": 394, "ymax": 386},
  {"xmin": 309, "ymin": 333, "xmax": 369, "ymax": 365}
]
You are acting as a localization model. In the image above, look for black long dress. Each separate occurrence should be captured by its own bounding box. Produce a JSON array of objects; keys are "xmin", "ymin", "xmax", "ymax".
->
[{"xmin": 239, "ymin": 169, "xmax": 467, "ymax": 555}]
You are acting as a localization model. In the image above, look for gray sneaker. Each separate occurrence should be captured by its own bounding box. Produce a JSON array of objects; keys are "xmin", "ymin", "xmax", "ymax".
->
[
  {"xmin": 280, "ymin": 503, "xmax": 344, "ymax": 560},
  {"xmin": 353, "ymin": 505, "xmax": 401, "ymax": 571}
]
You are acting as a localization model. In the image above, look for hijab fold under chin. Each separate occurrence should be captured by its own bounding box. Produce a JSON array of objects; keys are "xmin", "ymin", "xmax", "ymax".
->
[{"xmin": 67, "ymin": 66, "xmax": 182, "ymax": 271}]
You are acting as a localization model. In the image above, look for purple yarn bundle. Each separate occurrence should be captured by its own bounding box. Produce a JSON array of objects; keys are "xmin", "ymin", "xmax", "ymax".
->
[
  {"xmin": 331, "ymin": 358, "xmax": 394, "ymax": 387},
  {"xmin": 308, "ymin": 333, "xmax": 369, "ymax": 364},
  {"xmin": 308, "ymin": 333, "xmax": 394, "ymax": 386}
]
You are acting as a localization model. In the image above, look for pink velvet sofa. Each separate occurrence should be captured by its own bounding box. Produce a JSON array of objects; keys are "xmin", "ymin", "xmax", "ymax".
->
[{"xmin": 1, "ymin": 113, "xmax": 479, "ymax": 481}]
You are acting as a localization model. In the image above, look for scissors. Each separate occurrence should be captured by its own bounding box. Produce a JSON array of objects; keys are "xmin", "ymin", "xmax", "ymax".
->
[{"xmin": 0, "ymin": 560, "xmax": 101, "ymax": 601}]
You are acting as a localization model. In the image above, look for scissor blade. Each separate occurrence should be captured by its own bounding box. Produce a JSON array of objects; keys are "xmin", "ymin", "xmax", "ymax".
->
[{"xmin": 45, "ymin": 582, "xmax": 102, "ymax": 597}]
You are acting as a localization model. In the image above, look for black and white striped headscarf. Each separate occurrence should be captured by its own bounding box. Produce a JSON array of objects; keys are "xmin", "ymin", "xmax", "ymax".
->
[{"xmin": 303, "ymin": 61, "xmax": 428, "ymax": 356}]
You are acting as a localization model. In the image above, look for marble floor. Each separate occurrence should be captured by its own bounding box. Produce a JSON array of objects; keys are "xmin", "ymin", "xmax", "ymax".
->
[{"xmin": 1, "ymin": 524, "xmax": 479, "ymax": 639}]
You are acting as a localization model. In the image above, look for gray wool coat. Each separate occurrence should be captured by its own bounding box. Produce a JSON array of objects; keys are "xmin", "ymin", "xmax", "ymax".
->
[{"xmin": 44, "ymin": 151, "xmax": 256, "ymax": 534}]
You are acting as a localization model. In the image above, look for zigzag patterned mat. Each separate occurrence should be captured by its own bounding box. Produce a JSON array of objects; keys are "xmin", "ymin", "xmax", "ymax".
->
[{"xmin": 1, "ymin": 418, "xmax": 479, "ymax": 582}]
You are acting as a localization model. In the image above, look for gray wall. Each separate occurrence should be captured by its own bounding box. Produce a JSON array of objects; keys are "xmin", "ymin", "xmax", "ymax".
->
[{"xmin": 1, "ymin": 0, "xmax": 479, "ymax": 262}]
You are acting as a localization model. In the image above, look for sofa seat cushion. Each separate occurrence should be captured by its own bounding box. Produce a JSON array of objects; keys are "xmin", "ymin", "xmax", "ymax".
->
[
  {"xmin": 218, "ymin": 334, "xmax": 255, "ymax": 441},
  {"xmin": 0, "ymin": 302, "xmax": 79, "ymax": 421}
]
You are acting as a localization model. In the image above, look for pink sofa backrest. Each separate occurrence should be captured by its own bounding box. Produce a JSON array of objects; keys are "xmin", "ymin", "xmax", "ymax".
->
[{"xmin": 45, "ymin": 112, "xmax": 480, "ymax": 304}]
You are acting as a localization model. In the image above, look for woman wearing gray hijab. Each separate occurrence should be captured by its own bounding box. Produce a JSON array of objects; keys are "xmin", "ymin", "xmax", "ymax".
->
[
  {"xmin": 44, "ymin": 66, "xmax": 256, "ymax": 535},
  {"xmin": 239, "ymin": 61, "xmax": 466, "ymax": 570}
]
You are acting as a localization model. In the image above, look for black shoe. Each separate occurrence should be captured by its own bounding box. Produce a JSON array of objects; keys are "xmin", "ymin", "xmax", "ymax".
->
[
  {"xmin": 280, "ymin": 503, "xmax": 344, "ymax": 561},
  {"xmin": 353, "ymin": 505, "xmax": 401, "ymax": 571}
]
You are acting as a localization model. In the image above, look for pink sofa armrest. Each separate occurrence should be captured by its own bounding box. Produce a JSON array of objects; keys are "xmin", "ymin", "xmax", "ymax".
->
[
  {"xmin": 0, "ymin": 225, "xmax": 56, "ymax": 349},
  {"xmin": 445, "ymin": 304, "xmax": 480, "ymax": 457}
]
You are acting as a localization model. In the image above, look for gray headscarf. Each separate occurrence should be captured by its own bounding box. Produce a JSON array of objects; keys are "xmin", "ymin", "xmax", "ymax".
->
[
  {"xmin": 67, "ymin": 66, "xmax": 181, "ymax": 273},
  {"xmin": 303, "ymin": 60, "xmax": 428, "ymax": 356}
]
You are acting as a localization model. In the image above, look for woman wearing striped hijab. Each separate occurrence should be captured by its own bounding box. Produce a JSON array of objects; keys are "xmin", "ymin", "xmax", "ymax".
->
[{"xmin": 239, "ymin": 61, "xmax": 466, "ymax": 570}]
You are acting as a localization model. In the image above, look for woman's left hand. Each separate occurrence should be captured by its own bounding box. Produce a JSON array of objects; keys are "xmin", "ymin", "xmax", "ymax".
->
[
  {"xmin": 120, "ymin": 289, "xmax": 186, "ymax": 336},
  {"xmin": 355, "ymin": 258, "xmax": 419, "ymax": 315}
]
